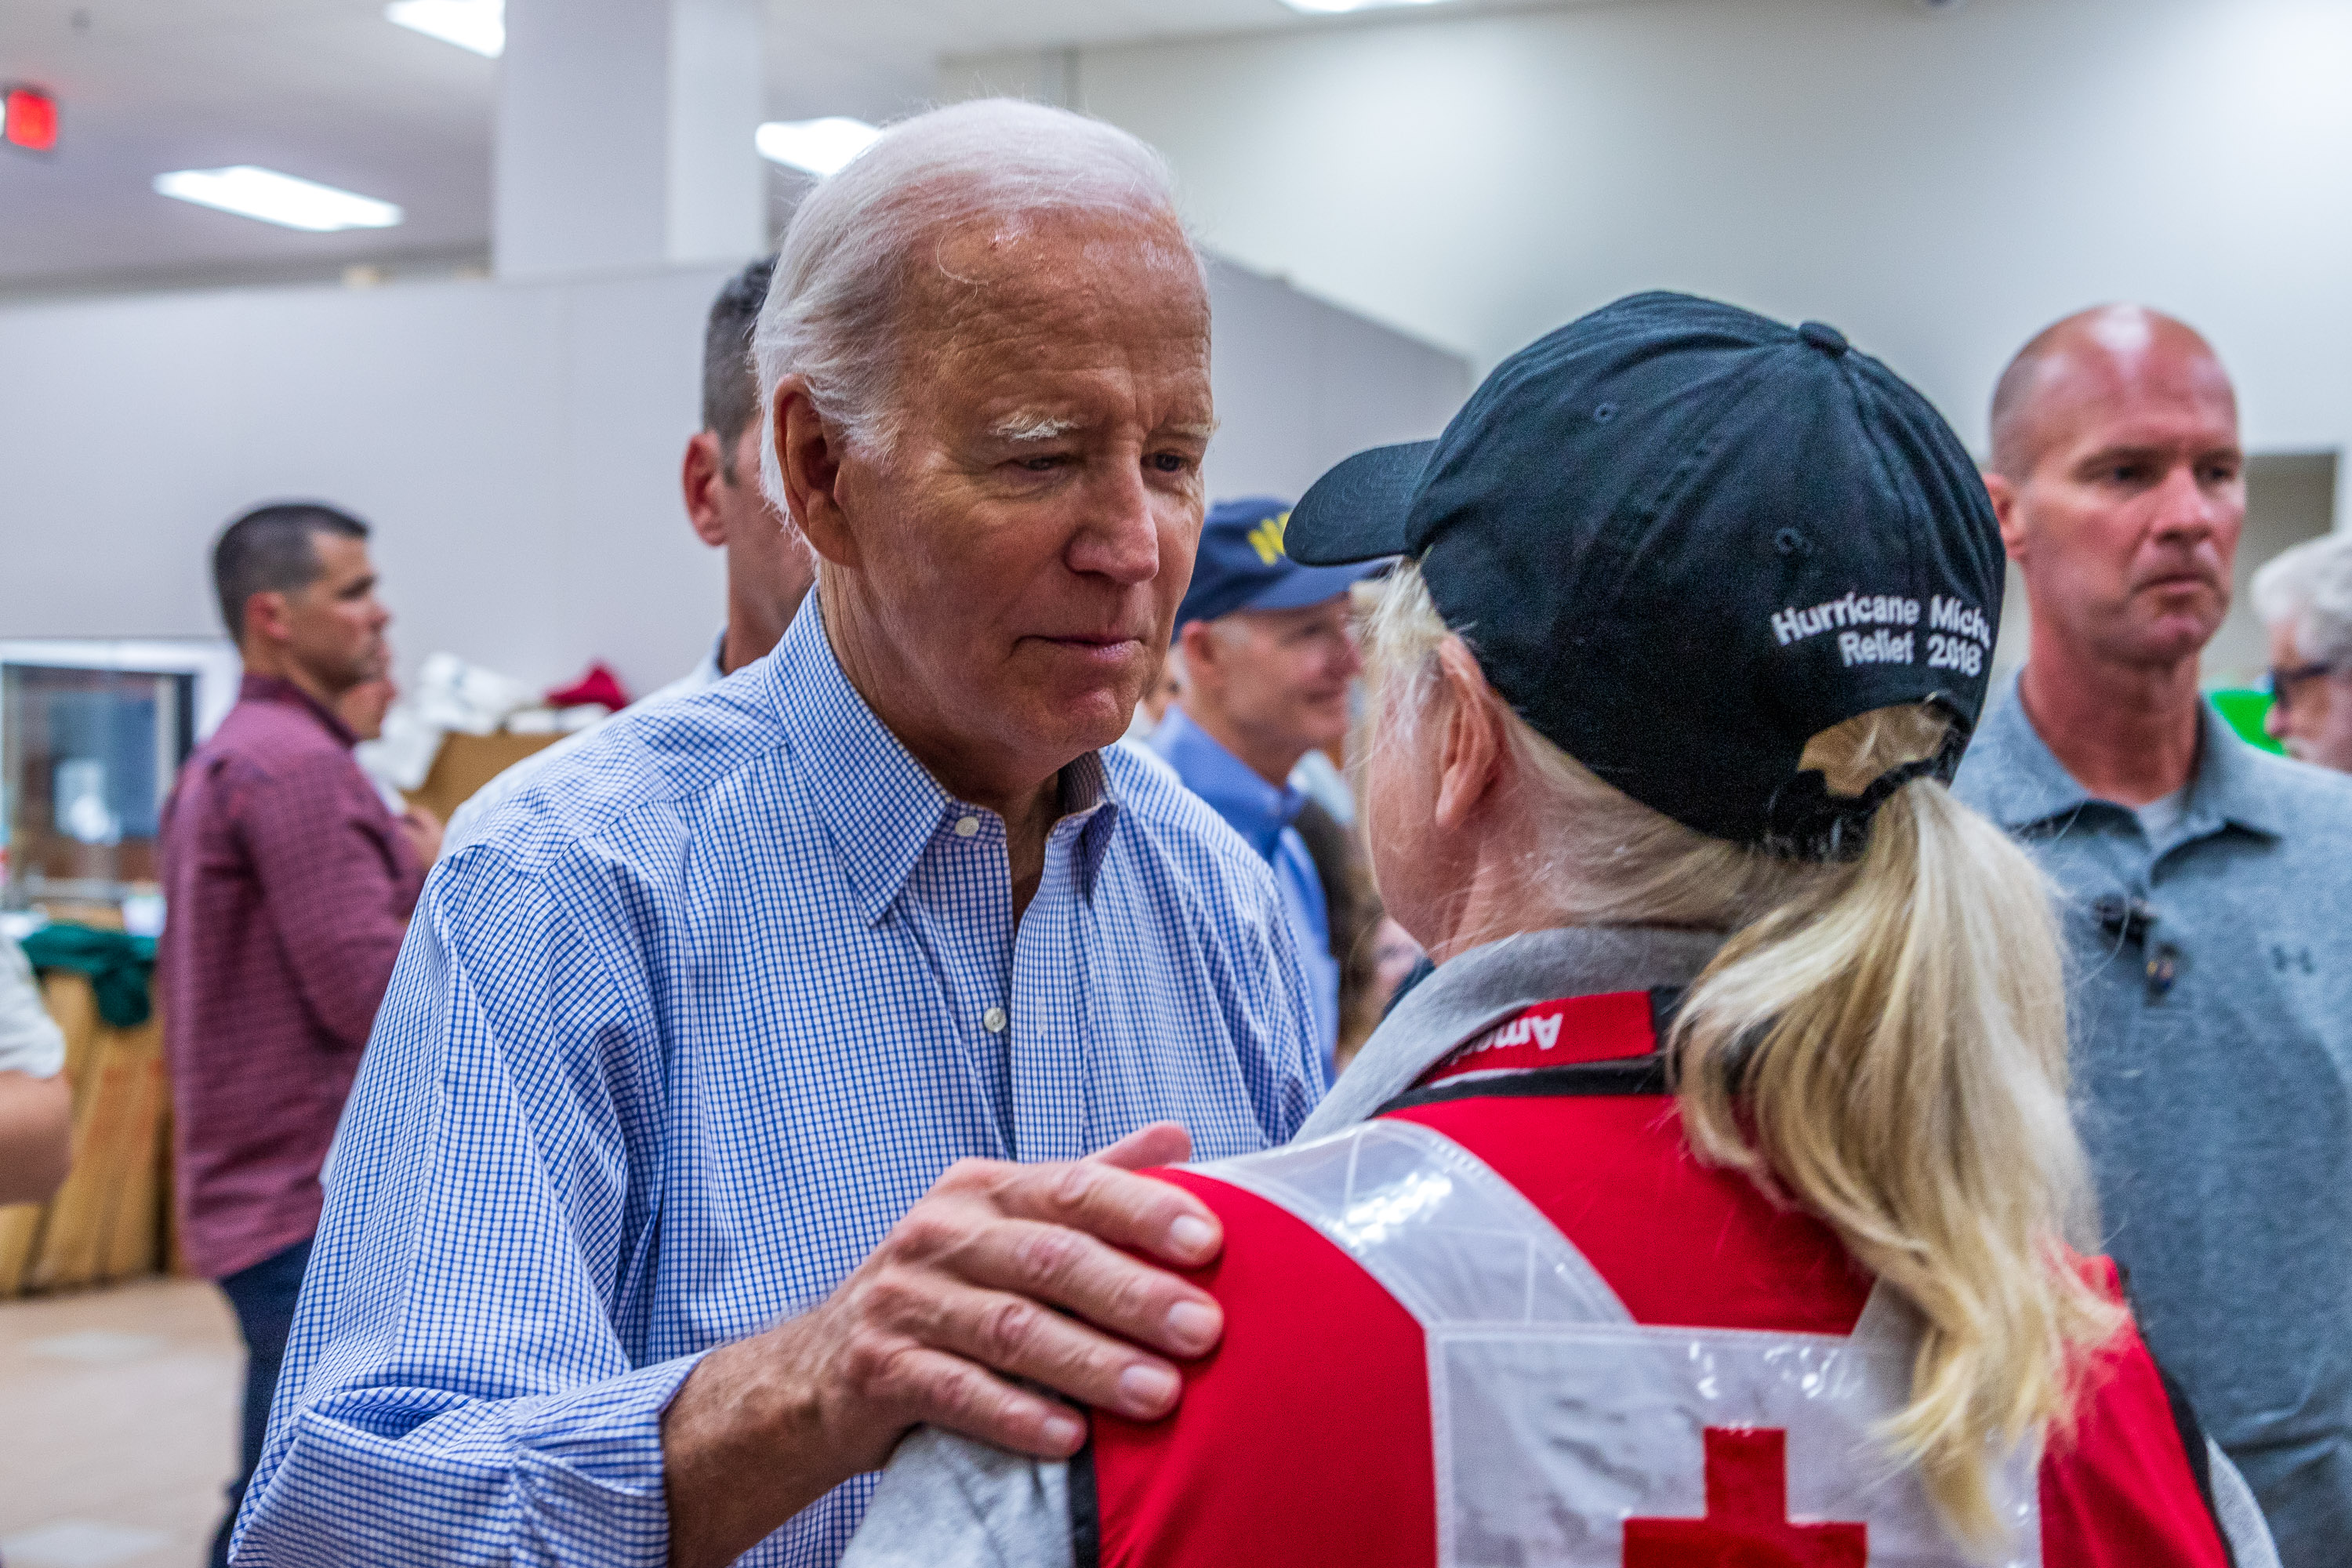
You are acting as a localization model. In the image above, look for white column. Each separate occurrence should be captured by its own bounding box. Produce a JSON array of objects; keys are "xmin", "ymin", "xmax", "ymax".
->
[{"xmin": 495, "ymin": 0, "xmax": 766, "ymax": 280}]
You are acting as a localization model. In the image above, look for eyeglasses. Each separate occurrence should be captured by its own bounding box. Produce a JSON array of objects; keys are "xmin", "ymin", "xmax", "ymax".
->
[{"xmin": 2265, "ymin": 661, "xmax": 2340, "ymax": 702}]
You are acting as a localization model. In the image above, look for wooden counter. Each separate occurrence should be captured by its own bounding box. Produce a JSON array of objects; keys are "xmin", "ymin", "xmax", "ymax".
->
[{"xmin": 0, "ymin": 971, "xmax": 171, "ymax": 1297}]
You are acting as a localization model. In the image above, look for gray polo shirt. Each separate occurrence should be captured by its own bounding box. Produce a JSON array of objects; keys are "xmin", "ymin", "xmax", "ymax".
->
[{"xmin": 1955, "ymin": 671, "xmax": 2352, "ymax": 1568}]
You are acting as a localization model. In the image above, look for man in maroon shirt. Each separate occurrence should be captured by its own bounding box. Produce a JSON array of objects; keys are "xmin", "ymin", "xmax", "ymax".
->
[{"xmin": 157, "ymin": 501, "xmax": 430, "ymax": 1568}]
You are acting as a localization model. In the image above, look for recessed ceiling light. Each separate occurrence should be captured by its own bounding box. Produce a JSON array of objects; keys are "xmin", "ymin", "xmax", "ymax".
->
[
  {"xmin": 154, "ymin": 167, "xmax": 405, "ymax": 232},
  {"xmin": 756, "ymin": 118, "xmax": 883, "ymax": 178},
  {"xmin": 1279, "ymin": 0, "xmax": 1454, "ymax": 12},
  {"xmin": 386, "ymin": 0, "xmax": 503, "ymax": 58}
]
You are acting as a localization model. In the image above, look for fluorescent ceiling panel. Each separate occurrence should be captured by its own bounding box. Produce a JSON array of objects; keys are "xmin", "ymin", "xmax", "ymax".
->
[
  {"xmin": 154, "ymin": 167, "xmax": 405, "ymax": 232},
  {"xmin": 756, "ymin": 117, "xmax": 884, "ymax": 177},
  {"xmin": 386, "ymin": 0, "xmax": 505, "ymax": 58},
  {"xmin": 1279, "ymin": 0, "xmax": 1453, "ymax": 12}
]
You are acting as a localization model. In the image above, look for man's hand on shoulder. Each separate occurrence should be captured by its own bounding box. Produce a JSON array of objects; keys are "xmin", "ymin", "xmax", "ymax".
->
[{"xmin": 660, "ymin": 1122, "xmax": 1222, "ymax": 1568}]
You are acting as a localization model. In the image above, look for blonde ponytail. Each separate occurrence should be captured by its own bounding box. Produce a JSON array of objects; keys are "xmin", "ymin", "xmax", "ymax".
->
[
  {"xmin": 1357, "ymin": 564, "xmax": 2125, "ymax": 1543},
  {"xmin": 1671, "ymin": 713, "xmax": 2123, "ymax": 1541}
]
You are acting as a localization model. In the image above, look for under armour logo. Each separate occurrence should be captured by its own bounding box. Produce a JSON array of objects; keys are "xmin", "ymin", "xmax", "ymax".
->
[
  {"xmin": 2271, "ymin": 945, "xmax": 2315, "ymax": 975},
  {"xmin": 1246, "ymin": 511, "xmax": 1290, "ymax": 565},
  {"xmin": 1623, "ymin": 1427, "xmax": 1866, "ymax": 1566}
]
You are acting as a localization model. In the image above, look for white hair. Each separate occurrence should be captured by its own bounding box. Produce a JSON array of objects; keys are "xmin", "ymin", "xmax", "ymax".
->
[
  {"xmin": 753, "ymin": 98, "xmax": 1200, "ymax": 514},
  {"xmin": 2251, "ymin": 531, "xmax": 2352, "ymax": 666}
]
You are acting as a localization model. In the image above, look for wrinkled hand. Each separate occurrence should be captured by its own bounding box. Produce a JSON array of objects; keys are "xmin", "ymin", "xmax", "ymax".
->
[{"xmin": 662, "ymin": 1122, "xmax": 1221, "ymax": 1568}]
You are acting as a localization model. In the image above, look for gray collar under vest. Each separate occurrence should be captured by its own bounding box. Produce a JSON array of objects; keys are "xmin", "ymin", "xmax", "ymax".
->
[{"xmin": 1298, "ymin": 924, "xmax": 1726, "ymax": 1140}]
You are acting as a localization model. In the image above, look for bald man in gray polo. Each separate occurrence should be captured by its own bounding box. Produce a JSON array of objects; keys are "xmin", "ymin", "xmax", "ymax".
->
[{"xmin": 1955, "ymin": 305, "xmax": 2352, "ymax": 1566}]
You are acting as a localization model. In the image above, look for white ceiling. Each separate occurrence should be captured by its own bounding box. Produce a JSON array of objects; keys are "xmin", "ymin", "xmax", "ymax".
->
[
  {"xmin": 1, "ymin": 0, "xmax": 495, "ymax": 287},
  {"xmin": 0, "ymin": 0, "xmax": 1403, "ymax": 294},
  {"xmin": 763, "ymin": 0, "xmax": 1331, "ymax": 122}
]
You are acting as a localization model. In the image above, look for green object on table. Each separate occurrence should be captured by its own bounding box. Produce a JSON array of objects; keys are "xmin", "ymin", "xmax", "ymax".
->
[
  {"xmin": 2209, "ymin": 688, "xmax": 2284, "ymax": 757},
  {"xmin": 18, "ymin": 923, "xmax": 159, "ymax": 1028}
]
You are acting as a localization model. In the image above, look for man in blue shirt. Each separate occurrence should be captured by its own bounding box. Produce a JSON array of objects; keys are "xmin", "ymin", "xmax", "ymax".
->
[
  {"xmin": 233, "ymin": 100, "xmax": 1321, "ymax": 1568},
  {"xmin": 1152, "ymin": 498, "xmax": 1381, "ymax": 1081},
  {"xmin": 1955, "ymin": 303, "xmax": 2352, "ymax": 1567}
]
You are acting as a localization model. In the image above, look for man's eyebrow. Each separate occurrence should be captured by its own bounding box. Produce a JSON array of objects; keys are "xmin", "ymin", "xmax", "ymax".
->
[
  {"xmin": 989, "ymin": 413, "xmax": 1083, "ymax": 443},
  {"xmin": 2072, "ymin": 443, "xmax": 2165, "ymax": 469},
  {"xmin": 2074, "ymin": 437, "xmax": 2242, "ymax": 470},
  {"xmin": 984, "ymin": 414, "xmax": 1218, "ymax": 444}
]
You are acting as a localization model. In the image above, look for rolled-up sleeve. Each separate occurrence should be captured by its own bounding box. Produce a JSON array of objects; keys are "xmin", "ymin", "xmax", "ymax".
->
[{"xmin": 232, "ymin": 845, "xmax": 688, "ymax": 1566}]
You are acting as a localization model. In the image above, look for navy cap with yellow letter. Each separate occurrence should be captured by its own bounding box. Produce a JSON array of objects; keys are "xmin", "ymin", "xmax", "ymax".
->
[
  {"xmin": 1175, "ymin": 497, "xmax": 1385, "ymax": 630},
  {"xmin": 1284, "ymin": 291, "xmax": 2006, "ymax": 858}
]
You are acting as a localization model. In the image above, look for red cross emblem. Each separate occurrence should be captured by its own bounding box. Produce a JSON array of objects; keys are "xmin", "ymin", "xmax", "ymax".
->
[{"xmin": 1623, "ymin": 1427, "xmax": 1867, "ymax": 1566}]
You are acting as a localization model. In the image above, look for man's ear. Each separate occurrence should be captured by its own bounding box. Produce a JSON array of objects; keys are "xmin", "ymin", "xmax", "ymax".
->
[
  {"xmin": 1983, "ymin": 469, "xmax": 2028, "ymax": 567},
  {"xmin": 1174, "ymin": 619, "xmax": 1219, "ymax": 691},
  {"xmin": 681, "ymin": 431, "xmax": 728, "ymax": 549},
  {"xmin": 774, "ymin": 376, "xmax": 859, "ymax": 569},
  {"xmin": 243, "ymin": 590, "xmax": 293, "ymax": 651},
  {"xmin": 1432, "ymin": 638, "xmax": 1504, "ymax": 830}
]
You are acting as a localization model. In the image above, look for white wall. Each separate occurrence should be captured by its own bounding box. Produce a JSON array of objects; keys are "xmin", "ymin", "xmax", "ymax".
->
[
  {"xmin": 949, "ymin": 0, "xmax": 2352, "ymax": 488},
  {"xmin": 0, "ymin": 258, "xmax": 1465, "ymax": 695},
  {"xmin": 1202, "ymin": 256, "xmax": 1468, "ymax": 501},
  {"xmin": 0, "ymin": 266, "xmax": 731, "ymax": 698}
]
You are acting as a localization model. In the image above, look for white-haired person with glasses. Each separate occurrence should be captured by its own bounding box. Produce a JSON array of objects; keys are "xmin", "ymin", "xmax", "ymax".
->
[
  {"xmin": 2253, "ymin": 530, "xmax": 2352, "ymax": 772},
  {"xmin": 841, "ymin": 296, "xmax": 2278, "ymax": 1568}
]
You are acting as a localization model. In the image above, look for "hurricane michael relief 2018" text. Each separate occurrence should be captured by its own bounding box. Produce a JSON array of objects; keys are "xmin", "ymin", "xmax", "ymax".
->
[{"xmin": 1769, "ymin": 592, "xmax": 1994, "ymax": 674}]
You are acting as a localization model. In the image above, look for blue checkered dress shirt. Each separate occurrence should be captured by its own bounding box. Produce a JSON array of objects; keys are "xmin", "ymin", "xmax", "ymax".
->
[{"xmin": 232, "ymin": 603, "xmax": 1323, "ymax": 1567}]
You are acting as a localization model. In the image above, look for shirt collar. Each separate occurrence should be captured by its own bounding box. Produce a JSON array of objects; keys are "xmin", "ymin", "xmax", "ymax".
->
[
  {"xmin": 1149, "ymin": 705, "xmax": 1308, "ymax": 858},
  {"xmin": 692, "ymin": 629, "xmax": 727, "ymax": 689},
  {"xmin": 1968, "ymin": 667, "xmax": 2283, "ymax": 840},
  {"xmin": 768, "ymin": 598, "xmax": 1122, "ymax": 925},
  {"xmin": 1298, "ymin": 924, "xmax": 1726, "ymax": 1138},
  {"xmin": 1962, "ymin": 670, "xmax": 2092, "ymax": 831},
  {"xmin": 2186, "ymin": 695, "xmax": 2287, "ymax": 838},
  {"xmin": 238, "ymin": 673, "xmax": 358, "ymax": 749}
]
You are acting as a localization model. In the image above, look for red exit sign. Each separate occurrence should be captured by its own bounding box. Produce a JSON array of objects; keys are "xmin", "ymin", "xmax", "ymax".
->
[{"xmin": 3, "ymin": 86, "xmax": 58, "ymax": 153}]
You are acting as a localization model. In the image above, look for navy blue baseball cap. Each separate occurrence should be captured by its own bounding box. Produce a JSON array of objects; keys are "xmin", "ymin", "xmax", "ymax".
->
[
  {"xmin": 1176, "ymin": 497, "xmax": 1385, "ymax": 629},
  {"xmin": 1286, "ymin": 291, "xmax": 2005, "ymax": 858}
]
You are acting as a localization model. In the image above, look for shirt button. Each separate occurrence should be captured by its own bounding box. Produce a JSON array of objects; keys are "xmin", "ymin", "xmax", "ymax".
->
[
  {"xmin": 982, "ymin": 1006, "xmax": 1007, "ymax": 1033},
  {"xmin": 953, "ymin": 815, "xmax": 980, "ymax": 837}
]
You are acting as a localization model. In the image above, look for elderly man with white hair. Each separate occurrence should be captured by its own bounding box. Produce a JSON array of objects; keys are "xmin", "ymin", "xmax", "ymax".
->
[
  {"xmin": 2252, "ymin": 531, "xmax": 2352, "ymax": 772},
  {"xmin": 230, "ymin": 101, "xmax": 1321, "ymax": 1568}
]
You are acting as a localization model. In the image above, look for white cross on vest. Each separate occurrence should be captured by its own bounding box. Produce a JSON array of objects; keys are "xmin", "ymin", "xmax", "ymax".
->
[{"xmin": 1195, "ymin": 1119, "xmax": 2042, "ymax": 1568}]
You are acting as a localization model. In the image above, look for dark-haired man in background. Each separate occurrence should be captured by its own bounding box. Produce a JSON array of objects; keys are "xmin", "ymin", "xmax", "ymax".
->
[
  {"xmin": 156, "ymin": 501, "xmax": 429, "ymax": 1567},
  {"xmin": 444, "ymin": 254, "xmax": 814, "ymax": 851}
]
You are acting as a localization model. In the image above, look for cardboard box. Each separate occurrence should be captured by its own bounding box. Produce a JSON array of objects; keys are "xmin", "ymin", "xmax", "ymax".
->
[{"xmin": 405, "ymin": 731, "xmax": 564, "ymax": 826}]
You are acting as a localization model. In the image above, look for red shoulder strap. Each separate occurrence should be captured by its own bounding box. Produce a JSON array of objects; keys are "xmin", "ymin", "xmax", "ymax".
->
[{"xmin": 1414, "ymin": 989, "xmax": 1661, "ymax": 1084}]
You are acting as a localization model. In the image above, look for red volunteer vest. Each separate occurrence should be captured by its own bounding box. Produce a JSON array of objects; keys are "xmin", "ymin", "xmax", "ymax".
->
[{"xmin": 1082, "ymin": 990, "xmax": 2236, "ymax": 1568}]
